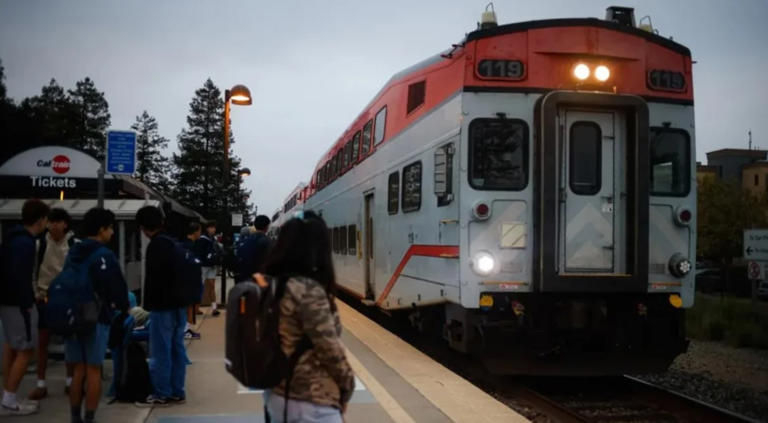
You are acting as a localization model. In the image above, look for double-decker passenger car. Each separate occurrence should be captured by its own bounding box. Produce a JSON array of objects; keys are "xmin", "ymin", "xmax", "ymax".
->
[{"xmin": 278, "ymin": 6, "xmax": 695, "ymax": 374}]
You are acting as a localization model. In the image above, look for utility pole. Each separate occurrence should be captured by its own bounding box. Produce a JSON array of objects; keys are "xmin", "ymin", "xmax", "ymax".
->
[{"xmin": 748, "ymin": 129, "xmax": 752, "ymax": 150}]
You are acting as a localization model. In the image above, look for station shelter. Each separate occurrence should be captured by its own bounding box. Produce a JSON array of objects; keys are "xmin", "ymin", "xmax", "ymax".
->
[{"xmin": 0, "ymin": 145, "xmax": 204, "ymax": 300}]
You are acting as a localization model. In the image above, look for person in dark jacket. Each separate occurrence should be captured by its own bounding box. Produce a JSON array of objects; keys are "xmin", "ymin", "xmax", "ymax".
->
[
  {"xmin": 195, "ymin": 221, "xmax": 220, "ymax": 316},
  {"xmin": 235, "ymin": 215, "xmax": 272, "ymax": 282},
  {"xmin": 0, "ymin": 199, "xmax": 49, "ymax": 416},
  {"xmin": 182, "ymin": 222, "xmax": 202, "ymax": 339},
  {"xmin": 134, "ymin": 206, "xmax": 187, "ymax": 407},
  {"xmin": 65, "ymin": 208, "xmax": 129, "ymax": 423}
]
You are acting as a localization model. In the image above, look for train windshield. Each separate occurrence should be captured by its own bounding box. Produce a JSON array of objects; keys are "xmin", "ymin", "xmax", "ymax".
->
[
  {"xmin": 650, "ymin": 127, "xmax": 690, "ymax": 196},
  {"xmin": 469, "ymin": 118, "xmax": 528, "ymax": 190}
]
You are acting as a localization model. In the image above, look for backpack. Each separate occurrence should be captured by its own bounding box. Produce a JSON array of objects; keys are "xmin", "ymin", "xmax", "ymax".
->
[
  {"xmin": 115, "ymin": 340, "xmax": 153, "ymax": 402},
  {"xmin": 225, "ymin": 274, "xmax": 312, "ymax": 390},
  {"xmin": 46, "ymin": 246, "xmax": 108, "ymax": 336},
  {"xmin": 158, "ymin": 235, "xmax": 202, "ymax": 307}
]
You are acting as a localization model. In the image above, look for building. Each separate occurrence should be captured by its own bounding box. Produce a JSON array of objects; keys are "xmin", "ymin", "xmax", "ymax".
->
[
  {"xmin": 0, "ymin": 145, "xmax": 203, "ymax": 299},
  {"xmin": 705, "ymin": 148, "xmax": 768, "ymax": 181},
  {"xmin": 742, "ymin": 162, "xmax": 768, "ymax": 199}
]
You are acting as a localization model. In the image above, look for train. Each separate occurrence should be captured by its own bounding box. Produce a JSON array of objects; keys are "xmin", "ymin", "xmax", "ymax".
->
[{"xmin": 271, "ymin": 6, "xmax": 696, "ymax": 375}]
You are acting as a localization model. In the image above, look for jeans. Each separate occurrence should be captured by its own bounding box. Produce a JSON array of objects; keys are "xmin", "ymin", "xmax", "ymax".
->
[
  {"xmin": 149, "ymin": 308, "xmax": 187, "ymax": 399},
  {"xmin": 263, "ymin": 390, "xmax": 343, "ymax": 423}
]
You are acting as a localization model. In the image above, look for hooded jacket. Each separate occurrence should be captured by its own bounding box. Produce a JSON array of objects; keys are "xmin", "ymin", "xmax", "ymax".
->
[
  {"xmin": 0, "ymin": 225, "xmax": 38, "ymax": 308},
  {"xmin": 143, "ymin": 231, "xmax": 178, "ymax": 311},
  {"xmin": 65, "ymin": 239, "xmax": 129, "ymax": 324}
]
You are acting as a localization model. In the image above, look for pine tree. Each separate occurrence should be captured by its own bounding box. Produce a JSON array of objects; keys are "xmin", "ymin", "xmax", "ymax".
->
[
  {"xmin": 17, "ymin": 79, "xmax": 74, "ymax": 150},
  {"xmin": 68, "ymin": 77, "xmax": 110, "ymax": 160},
  {"xmin": 173, "ymin": 78, "xmax": 251, "ymax": 227},
  {"xmin": 131, "ymin": 110, "xmax": 172, "ymax": 192}
]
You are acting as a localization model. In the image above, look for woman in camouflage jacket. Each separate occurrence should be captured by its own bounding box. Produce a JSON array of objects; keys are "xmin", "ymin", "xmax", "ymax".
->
[{"xmin": 262, "ymin": 210, "xmax": 355, "ymax": 423}]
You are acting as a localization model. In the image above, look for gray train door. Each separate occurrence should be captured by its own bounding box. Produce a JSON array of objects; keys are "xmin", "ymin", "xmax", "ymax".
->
[
  {"xmin": 364, "ymin": 193, "xmax": 375, "ymax": 299},
  {"xmin": 558, "ymin": 110, "xmax": 623, "ymax": 273}
]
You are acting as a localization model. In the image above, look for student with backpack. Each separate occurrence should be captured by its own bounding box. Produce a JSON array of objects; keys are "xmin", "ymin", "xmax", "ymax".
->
[
  {"xmin": 234, "ymin": 215, "xmax": 272, "ymax": 283},
  {"xmin": 0, "ymin": 199, "xmax": 49, "ymax": 416},
  {"xmin": 181, "ymin": 222, "xmax": 203, "ymax": 339},
  {"xmin": 196, "ymin": 221, "xmax": 221, "ymax": 316},
  {"xmin": 134, "ymin": 206, "xmax": 190, "ymax": 407},
  {"xmin": 51, "ymin": 207, "xmax": 129, "ymax": 423},
  {"xmin": 255, "ymin": 211, "xmax": 355, "ymax": 422}
]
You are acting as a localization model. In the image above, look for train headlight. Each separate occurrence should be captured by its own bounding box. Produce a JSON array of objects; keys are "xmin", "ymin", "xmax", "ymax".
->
[
  {"xmin": 595, "ymin": 65, "xmax": 611, "ymax": 82},
  {"xmin": 669, "ymin": 253, "xmax": 692, "ymax": 277},
  {"xmin": 472, "ymin": 251, "xmax": 496, "ymax": 276},
  {"xmin": 573, "ymin": 63, "xmax": 590, "ymax": 80}
]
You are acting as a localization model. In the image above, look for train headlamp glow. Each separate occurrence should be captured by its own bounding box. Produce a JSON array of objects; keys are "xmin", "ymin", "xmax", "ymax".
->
[
  {"xmin": 472, "ymin": 252, "xmax": 496, "ymax": 276},
  {"xmin": 595, "ymin": 65, "xmax": 611, "ymax": 82},
  {"xmin": 573, "ymin": 63, "xmax": 590, "ymax": 80},
  {"xmin": 669, "ymin": 254, "xmax": 692, "ymax": 278}
]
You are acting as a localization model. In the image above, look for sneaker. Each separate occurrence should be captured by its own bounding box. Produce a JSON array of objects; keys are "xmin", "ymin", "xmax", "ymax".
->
[
  {"xmin": 184, "ymin": 329, "xmax": 201, "ymax": 340},
  {"xmin": 0, "ymin": 402, "xmax": 38, "ymax": 416},
  {"xmin": 134, "ymin": 395, "xmax": 170, "ymax": 408},
  {"xmin": 211, "ymin": 309, "xmax": 221, "ymax": 317},
  {"xmin": 168, "ymin": 396, "xmax": 186, "ymax": 404},
  {"xmin": 28, "ymin": 386, "xmax": 48, "ymax": 400}
]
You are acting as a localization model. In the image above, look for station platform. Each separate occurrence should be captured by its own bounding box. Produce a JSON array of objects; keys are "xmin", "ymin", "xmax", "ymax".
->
[{"xmin": 10, "ymin": 300, "xmax": 527, "ymax": 422}]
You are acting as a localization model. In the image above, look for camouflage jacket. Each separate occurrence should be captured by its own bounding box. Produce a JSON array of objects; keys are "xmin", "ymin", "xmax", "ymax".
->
[{"xmin": 272, "ymin": 276, "xmax": 355, "ymax": 409}]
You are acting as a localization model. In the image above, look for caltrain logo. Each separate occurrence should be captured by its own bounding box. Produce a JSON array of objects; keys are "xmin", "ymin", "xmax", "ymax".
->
[{"xmin": 37, "ymin": 155, "xmax": 71, "ymax": 174}]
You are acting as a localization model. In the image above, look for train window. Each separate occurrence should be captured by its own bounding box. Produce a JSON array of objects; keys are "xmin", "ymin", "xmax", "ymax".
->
[
  {"xmin": 402, "ymin": 161, "xmax": 422, "ymax": 213},
  {"xmin": 340, "ymin": 145, "xmax": 348, "ymax": 170},
  {"xmin": 325, "ymin": 162, "xmax": 332, "ymax": 184},
  {"xmin": 388, "ymin": 172, "xmax": 399, "ymax": 215},
  {"xmin": 347, "ymin": 224, "xmax": 356, "ymax": 255},
  {"xmin": 374, "ymin": 106, "xmax": 387, "ymax": 145},
  {"xmin": 468, "ymin": 118, "xmax": 528, "ymax": 191},
  {"xmin": 333, "ymin": 227, "xmax": 340, "ymax": 254},
  {"xmin": 355, "ymin": 131, "xmax": 365, "ymax": 158},
  {"xmin": 350, "ymin": 137, "xmax": 359, "ymax": 164},
  {"xmin": 315, "ymin": 170, "xmax": 321, "ymax": 189},
  {"xmin": 340, "ymin": 225, "xmax": 347, "ymax": 253},
  {"xmin": 650, "ymin": 127, "xmax": 690, "ymax": 196},
  {"xmin": 344, "ymin": 142, "xmax": 353, "ymax": 170},
  {"xmin": 569, "ymin": 121, "xmax": 602, "ymax": 196},
  {"xmin": 362, "ymin": 121, "xmax": 373, "ymax": 155},
  {"xmin": 434, "ymin": 142, "xmax": 454, "ymax": 206},
  {"xmin": 407, "ymin": 81, "xmax": 426, "ymax": 114}
]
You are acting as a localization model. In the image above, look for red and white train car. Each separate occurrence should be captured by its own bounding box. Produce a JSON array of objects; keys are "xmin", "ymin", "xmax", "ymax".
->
[{"xmin": 282, "ymin": 7, "xmax": 696, "ymax": 374}]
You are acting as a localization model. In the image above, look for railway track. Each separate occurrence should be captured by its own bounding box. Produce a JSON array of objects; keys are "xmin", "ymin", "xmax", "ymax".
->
[{"xmin": 339, "ymin": 294, "xmax": 761, "ymax": 423}]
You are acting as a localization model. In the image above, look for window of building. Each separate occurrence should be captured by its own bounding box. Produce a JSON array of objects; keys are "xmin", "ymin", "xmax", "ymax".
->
[
  {"xmin": 340, "ymin": 226, "xmax": 347, "ymax": 253},
  {"xmin": 350, "ymin": 138, "xmax": 359, "ymax": 164},
  {"xmin": 388, "ymin": 172, "xmax": 399, "ymax": 215},
  {"xmin": 374, "ymin": 106, "xmax": 387, "ymax": 145},
  {"xmin": 650, "ymin": 127, "xmax": 691, "ymax": 196},
  {"xmin": 407, "ymin": 81, "xmax": 426, "ymax": 114},
  {"xmin": 362, "ymin": 121, "xmax": 373, "ymax": 156},
  {"xmin": 435, "ymin": 142, "xmax": 454, "ymax": 206},
  {"xmin": 569, "ymin": 122, "xmax": 602, "ymax": 196},
  {"xmin": 402, "ymin": 161, "xmax": 422, "ymax": 213},
  {"xmin": 468, "ymin": 118, "xmax": 528, "ymax": 191},
  {"xmin": 347, "ymin": 225, "xmax": 356, "ymax": 255}
]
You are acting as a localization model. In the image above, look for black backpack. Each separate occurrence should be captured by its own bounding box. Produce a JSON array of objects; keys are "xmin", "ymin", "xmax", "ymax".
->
[
  {"xmin": 158, "ymin": 235, "xmax": 202, "ymax": 307},
  {"xmin": 114, "ymin": 340, "xmax": 153, "ymax": 402},
  {"xmin": 225, "ymin": 274, "xmax": 311, "ymax": 389}
]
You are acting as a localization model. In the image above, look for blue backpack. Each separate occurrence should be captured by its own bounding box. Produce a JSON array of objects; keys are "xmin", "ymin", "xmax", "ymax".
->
[
  {"xmin": 46, "ymin": 246, "xmax": 108, "ymax": 337},
  {"xmin": 158, "ymin": 235, "xmax": 203, "ymax": 307}
]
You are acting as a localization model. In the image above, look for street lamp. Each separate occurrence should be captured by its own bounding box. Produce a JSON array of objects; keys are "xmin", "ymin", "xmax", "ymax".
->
[
  {"xmin": 238, "ymin": 167, "xmax": 251, "ymax": 178},
  {"xmin": 224, "ymin": 84, "xmax": 252, "ymax": 175}
]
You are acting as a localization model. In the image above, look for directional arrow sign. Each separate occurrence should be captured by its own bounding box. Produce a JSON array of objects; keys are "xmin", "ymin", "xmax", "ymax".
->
[{"xmin": 744, "ymin": 229, "xmax": 768, "ymax": 260}]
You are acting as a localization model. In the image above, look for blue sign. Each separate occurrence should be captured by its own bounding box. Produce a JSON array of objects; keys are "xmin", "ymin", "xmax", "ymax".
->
[{"xmin": 106, "ymin": 130, "xmax": 137, "ymax": 174}]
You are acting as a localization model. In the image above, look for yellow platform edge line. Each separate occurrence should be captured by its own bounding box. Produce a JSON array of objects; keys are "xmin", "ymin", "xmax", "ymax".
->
[
  {"xmin": 344, "ymin": 346, "xmax": 416, "ymax": 423},
  {"xmin": 338, "ymin": 301, "xmax": 529, "ymax": 423}
]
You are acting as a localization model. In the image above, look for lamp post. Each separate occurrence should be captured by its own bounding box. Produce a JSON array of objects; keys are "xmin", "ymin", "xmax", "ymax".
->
[{"xmin": 222, "ymin": 84, "xmax": 251, "ymax": 304}]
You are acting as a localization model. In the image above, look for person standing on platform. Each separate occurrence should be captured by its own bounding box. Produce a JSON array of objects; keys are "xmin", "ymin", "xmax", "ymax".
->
[
  {"xmin": 196, "ymin": 221, "xmax": 221, "ymax": 316},
  {"xmin": 64, "ymin": 208, "xmax": 129, "ymax": 423},
  {"xmin": 0, "ymin": 199, "xmax": 49, "ymax": 416},
  {"xmin": 28, "ymin": 208, "xmax": 77, "ymax": 401},
  {"xmin": 261, "ymin": 211, "xmax": 355, "ymax": 423},
  {"xmin": 234, "ymin": 215, "xmax": 272, "ymax": 282},
  {"xmin": 135, "ymin": 206, "xmax": 187, "ymax": 407},
  {"xmin": 181, "ymin": 222, "xmax": 202, "ymax": 340}
]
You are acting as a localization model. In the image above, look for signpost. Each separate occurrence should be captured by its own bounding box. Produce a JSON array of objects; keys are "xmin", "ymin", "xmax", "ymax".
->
[
  {"xmin": 745, "ymin": 229, "xmax": 768, "ymax": 281},
  {"xmin": 98, "ymin": 130, "xmax": 137, "ymax": 208}
]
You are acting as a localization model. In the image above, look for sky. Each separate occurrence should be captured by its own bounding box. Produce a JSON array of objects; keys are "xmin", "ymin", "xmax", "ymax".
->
[{"xmin": 1, "ymin": 0, "xmax": 767, "ymax": 217}]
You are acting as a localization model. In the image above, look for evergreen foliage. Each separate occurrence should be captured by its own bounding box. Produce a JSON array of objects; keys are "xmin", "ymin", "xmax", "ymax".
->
[
  {"xmin": 67, "ymin": 77, "xmax": 111, "ymax": 160},
  {"xmin": 172, "ymin": 78, "xmax": 251, "ymax": 226},
  {"xmin": 131, "ymin": 110, "xmax": 172, "ymax": 192}
]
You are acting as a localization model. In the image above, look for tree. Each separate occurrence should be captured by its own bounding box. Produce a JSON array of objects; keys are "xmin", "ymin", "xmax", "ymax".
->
[
  {"xmin": 131, "ymin": 110, "xmax": 172, "ymax": 192},
  {"xmin": 0, "ymin": 58, "xmax": 16, "ymax": 164},
  {"xmin": 67, "ymin": 77, "xmax": 110, "ymax": 160},
  {"xmin": 698, "ymin": 177, "xmax": 768, "ymax": 293},
  {"xmin": 173, "ymin": 78, "xmax": 251, "ymax": 228},
  {"xmin": 8, "ymin": 79, "xmax": 74, "ymax": 161}
]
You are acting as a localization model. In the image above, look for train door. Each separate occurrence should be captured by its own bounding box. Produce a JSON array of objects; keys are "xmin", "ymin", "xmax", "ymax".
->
[
  {"xmin": 364, "ymin": 193, "xmax": 375, "ymax": 299},
  {"xmin": 558, "ymin": 109, "xmax": 625, "ymax": 274}
]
